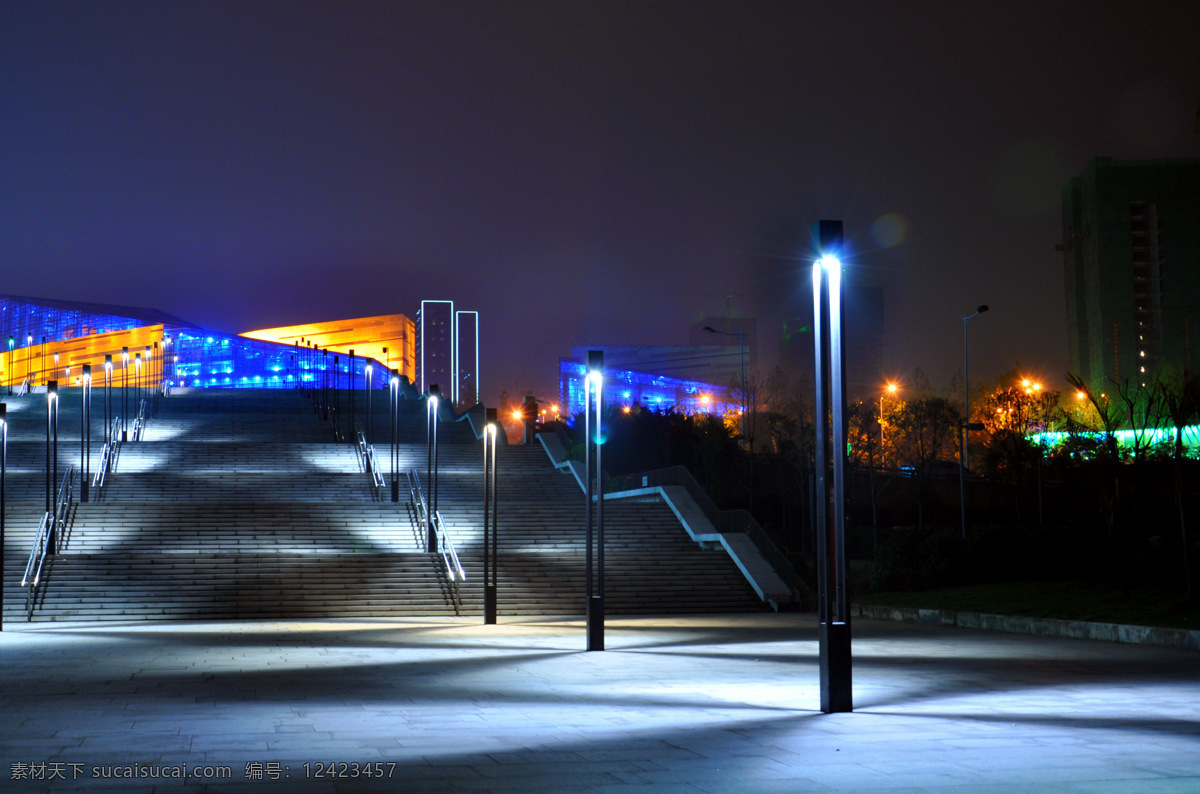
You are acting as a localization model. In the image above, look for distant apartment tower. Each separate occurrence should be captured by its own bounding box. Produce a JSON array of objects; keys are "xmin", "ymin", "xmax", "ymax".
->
[
  {"xmin": 416, "ymin": 300, "xmax": 455, "ymax": 398},
  {"xmin": 1061, "ymin": 157, "xmax": 1200, "ymax": 390},
  {"xmin": 415, "ymin": 300, "xmax": 481, "ymax": 405},
  {"xmin": 456, "ymin": 310, "xmax": 479, "ymax": 407}
]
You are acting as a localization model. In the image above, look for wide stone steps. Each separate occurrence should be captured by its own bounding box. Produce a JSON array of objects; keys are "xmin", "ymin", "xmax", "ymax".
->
[{"xmin": 2, "ymin": 387, "xmax": 765, "ymax": 622}]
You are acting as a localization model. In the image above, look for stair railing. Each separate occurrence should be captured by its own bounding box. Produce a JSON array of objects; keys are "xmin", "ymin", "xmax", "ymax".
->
[
  {"xmin": 92, "ymin": 416, "xmax": 122, "ymax": 494},
  {"xmin": 130, "ymin": 397, "xmax": 148, "ymax": 441},
  {"xmin": 354, "ymin": 427, "xmax": 384, "ymax": 498},
  {"xmin": 405, "ymin": 467, "xmax": 466, "ymax": 582},
  {"xmin": 22, "ymin": 466, "xmax": 75, "ymax": 619}
]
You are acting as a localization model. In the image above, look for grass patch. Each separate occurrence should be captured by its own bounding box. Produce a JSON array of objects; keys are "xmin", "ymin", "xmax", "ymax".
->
[{"xmin": 856, "ymin": 581, "xmax": 1199, "ymax": 630}]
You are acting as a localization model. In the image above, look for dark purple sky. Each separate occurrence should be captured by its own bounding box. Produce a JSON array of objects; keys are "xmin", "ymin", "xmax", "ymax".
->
[{"xmin": 3, "ymin": 1, "xmax": 1198, "ymax": 405}]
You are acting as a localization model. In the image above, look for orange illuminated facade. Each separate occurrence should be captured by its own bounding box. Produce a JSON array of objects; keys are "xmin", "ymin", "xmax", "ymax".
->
[
  {"xmin": 2, "ymin": 325, "xmax": 167, "ymax": 389},
  {"xmin": 240, "ymin": 314, "xmax": 416, "ymax": 383}
]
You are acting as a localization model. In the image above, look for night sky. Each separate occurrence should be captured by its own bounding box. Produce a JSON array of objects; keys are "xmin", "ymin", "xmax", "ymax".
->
[{"xmin": 3, "ymin": 1, "xmax": 1198, "ymax": 406}]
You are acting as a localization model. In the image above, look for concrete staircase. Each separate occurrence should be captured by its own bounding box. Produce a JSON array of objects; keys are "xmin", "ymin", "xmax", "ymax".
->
[{"xmin": 2, "ymin": 387, "xmax": 762, "ymax": 622}]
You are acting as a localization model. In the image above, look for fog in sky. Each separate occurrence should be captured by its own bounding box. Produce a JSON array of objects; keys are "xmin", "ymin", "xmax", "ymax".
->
[{"xmin": 3, "ymin": 1, "xmax": 1198, "ymax": 405}]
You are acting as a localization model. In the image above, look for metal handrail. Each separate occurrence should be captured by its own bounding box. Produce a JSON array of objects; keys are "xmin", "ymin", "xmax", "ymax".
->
[
  {"xmin": 15, "ymin": 378, "xmax": 28, "ymax": 396},
  {"xmin": 406, "ymin": 468, "xmax": 429, "ymax": 543},
  {"xmin": 92, "ymin": 416, "xmax": 122, "ymax": 490},
  {"xmin": 131, "ymin": 398, "xmax": 148, "ymax": 441},
  {"xmin": 354, "ymin": 430, "xmax": 385, "ymax": 495},
  {"xmin": 404, "ymin": 468, "xmax": 465, "ymax": 582},
  {"xmin": 432, "ymin": 510, "xmax": 466, "ymax": 583},
  {"xmin": 22, "ymin": 466, "xmax": 75, "ymax": 619}
]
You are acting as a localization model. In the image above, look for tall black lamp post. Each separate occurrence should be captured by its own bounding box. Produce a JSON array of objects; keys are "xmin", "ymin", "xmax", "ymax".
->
[
  {"xmin": 483, "ymin": 407, "xmax": 499, "ymax": 624},
  {"xmin": 81, "ymin": 364, "xmax": 91, "ymax": 503},
  {"xmin": 1, "ymin": 402, "xmax": 7, "ymax": 630},
  {"xmin": 702, "ymin": 325, "xmax": 747, "ymax": 442},
  {"xmin": 46, "ymin": 381, "xmax": 59, "ymax": 554},
  {"xmin": 426, "ymin": 384, "xmax": 440, "ymax": 553},
  {"xmin": 584, "ymin": 350, "xmax": 605, "ymax": 651},
  {"xmin": 121, "ymin": 347, "xmax": 129, "ymax": 442},
  {"xmin": 812, "ymin": 219, "xmax": 852, "ymax": 713},
  {"xmin": 960, "ymin": 305, "xmax": 989, "ymax": 540},
  {"xmin": 390, "ymin": 369, "xmax": 400, "ymax": 502}
]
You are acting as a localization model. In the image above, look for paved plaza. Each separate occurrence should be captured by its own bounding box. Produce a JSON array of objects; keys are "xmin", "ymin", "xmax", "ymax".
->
[{"xmin": 1, "ymin": 613, "xmax": 1198, "ymax": 792}]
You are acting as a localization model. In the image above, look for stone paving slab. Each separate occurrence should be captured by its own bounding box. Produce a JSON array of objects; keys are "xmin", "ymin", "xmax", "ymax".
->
[{"xmin": 1, "ymin": 614, "xmax": 1198, "ymax": 792}]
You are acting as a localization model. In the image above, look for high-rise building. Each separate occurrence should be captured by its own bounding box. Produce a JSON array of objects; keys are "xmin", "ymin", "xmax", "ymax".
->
[
  {"xmin": 416, "ymin": 300, "xmax": 455, "ymax": 398},
  {"xmin": 456, "ymin": 310, "xmax": 479, "ymax": 407},
  {"xmin": 1061, "ymin": 157, "xmax": 1200, "ymax": 390}
]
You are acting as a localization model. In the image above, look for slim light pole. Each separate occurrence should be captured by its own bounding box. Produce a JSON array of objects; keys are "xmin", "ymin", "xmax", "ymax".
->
[
  {"xmin": 26, "ymin": 332, "xmax": 33, "ymax": 390},
  {"xmin": 81, "ymin": 365, "xmax": 91, "ymax": 503},
  {"xmin": 349, "ymin": 349, "xmax": 356, "ymax": 441},
  {"xmin": 104, "ymin": 355, "xmax": 112, "ymax": 456},
  {"xmin": 584, "ymin": 350, "xmax": 605, "ymax": 651},
  {"xmin": 6, "ymin": 336, "xmax": 12, "ymax": 394},
  {"xmin": 813, "ymin": 219, "xmax": 851, "ymax": 714},
  {"xmin": 121, "ymin": 347, "xmax": 129, "ymax": 442},
  {"xmin": 1, "ymin": 403, "xmax": 7, "ymax": 630},
  {"xmin": 135, "ymin": 353, "xmax": 142, "ymax": 434},
  {"xmin": 333, "ymin": 355, "xmax": 341, "ymax": 441},
  {"xmin": 390, "ymin": 370, "xmax": 400, "ymax": 503},
  {"xmin": 702, "ymin": 326, "xmax": 747, "ymax": 443},
  {"xmin": 365, "ymin": 363, "xmax": 374, "ymax": 448},
  {"xmin": 46, "ymin": 381, "xmax": 58, "ymax": 553},
  {"xmin": 880, "ymin": 382, "xmax": 897, "ymax": 448},
  {"xmin": 427, "ymin": 384, "xmax": 440, "ymax": 553},
  {"xmin": 483, "ymin": 407, "xmax": 498, "ymax": 624},
  {"xmin": 960, "ymin": 305, "xmax": 989, "ymax": 540}
]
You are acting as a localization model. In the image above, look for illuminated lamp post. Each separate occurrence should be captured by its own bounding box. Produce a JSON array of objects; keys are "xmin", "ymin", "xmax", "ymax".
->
[
  {"xmin": 880, "ymin": 382, "xmax": 897, "ymax": 448},
  {"xmin": 40, "ymin": 336, "xmax": 46, "ymax": 386},
  {"xmin": 135, "ymin": 352, "xmax": 142, "ymax": 433},
  {"xmin": 53, "ymin": 351, "xmax": 59, "ymax": 381},
  {"xmin": 426, "ymin": 384, "xmax": 440, "ymax": 553},
  {"xmin": 702, "ymin": 325, "xmax": 747, "ymax": 444},
  {"xmin": 333, "ymin": 355, "xmax": 341, "ymax": 440},
  {"xmin": 0, "ymin": 403, "xmax": 7, "ymax": 630},
  {"xmin": 46, "ymin": 381, "xmax": 58, "ymax": 553},
  {"xmin": 365, "ymin": 362, "xmax": 374, "ymax": 448},
  {"xmin": 584, "ymin": 350, "xmax": 605, "ymax": 651},
  {"xmin": 80, "ymin": 365, "xmax": 91, "ymax": 503},
  {"xmin": 812, "ymin": 219, "xmax": 851, "ymax": 713},
  {"xmin": 349, "ymin": 350, "xmax": 356, "ymax": 443},
  {"xmin": 163, "ymin": 336, "xmax": 171, "ymax": 390},
  {"xmin": 390, "ymin": 369, "xmax": 400, "ymax": 503},
  {"xmin": 26, "ymin": 332, "xmax": 33, "ymax": 390},
  {"xmin": 104, "ymin": 355, "xmax": 112, "ymax": 456},
  {"xmin": 960, "ymin": 304, "xmax": 989, "ymax": 540},
  {"xmin": 121, "ymin": 347, "xmax": 129, "ymax": 442},
  {"xmin": 483, "ymin": 407, "xmax": 498, "ymax": 624},
  {"xmin": 6, "ymin": 336, "xmax": 12, "ymax": 394}
]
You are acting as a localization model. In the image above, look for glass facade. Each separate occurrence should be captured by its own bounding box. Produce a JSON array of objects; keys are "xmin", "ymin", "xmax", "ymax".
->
[
  {"xmin": 558, "ymin": 358, "xmax": 740, "ymax": 421},
  {"xmin": 1, "ymin": 295, "xmax": 391, "ymax": 391}
]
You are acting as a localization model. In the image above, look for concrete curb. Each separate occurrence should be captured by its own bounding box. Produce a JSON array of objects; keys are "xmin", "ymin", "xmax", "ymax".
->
[{"xmin": 852, "ymin": 603, "xmax": 1200, "ymax": 652}]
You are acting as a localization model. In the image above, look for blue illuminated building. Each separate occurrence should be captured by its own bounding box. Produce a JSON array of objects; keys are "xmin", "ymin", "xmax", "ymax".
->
[
  {"xmin": 1, "ymin": 295, "xmax": 391, "ymax": 391},
  {"xmin": 558, "ymin": 358, "xmax": 740, "ymax": 420}
]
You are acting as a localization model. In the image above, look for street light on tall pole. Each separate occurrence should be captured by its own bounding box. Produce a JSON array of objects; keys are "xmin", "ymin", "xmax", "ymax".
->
[
  {"xmin": 960, "ymin": 304, "xmax": 989, "ymax": 540},
  {"xmin": 813, "ymin": 219, "xmax": 851, "ymax": 714},
  {"xmin": 121, "ymin": 347, "xmax": 129, "ymax": 442},
  {"xmin": 880, "ymin": 382, "xmax": 897, "ymax": 448},
  {"xmin": 702, "ymin": 326, "xmax": 747, "ymax": 443},
  {"xmin": 483, "ymin": 407, "xmax": 499, "ymax": 625},
  {"xmin": 81, "ymin": 365, "xmax": 91, "ymax": 503},
  {"xmin": 0, "ymin": 403, "xmax": 7, "ymax": 630}
]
